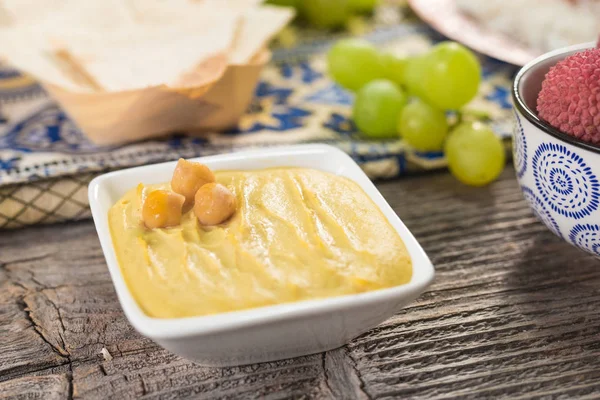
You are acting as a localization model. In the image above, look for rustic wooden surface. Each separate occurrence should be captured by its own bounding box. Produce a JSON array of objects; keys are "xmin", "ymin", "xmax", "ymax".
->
[{"xmin": 2, "ymin": 165, "xmax": 600, "ymax": 399}]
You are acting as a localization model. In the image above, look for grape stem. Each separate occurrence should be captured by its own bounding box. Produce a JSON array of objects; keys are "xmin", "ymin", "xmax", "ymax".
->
[
  {"xmin": 459, "ymin": 108, "xmax": 493, "ymax": 122},
  {"xmin": 454, "ymin": 112, "xmax": 463, "ymax": 127},
  {"xmin": 452, "ymin": 108, "xmax": 492, "ymax": 129}
]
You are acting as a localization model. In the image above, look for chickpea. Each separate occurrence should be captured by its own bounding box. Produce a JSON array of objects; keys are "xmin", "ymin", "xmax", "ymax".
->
[
  {"xmin": 142, "ymin": 190, "xmax": 185, "ymax": 229},
  {"xmin": 194, "ymin": 183, "xmax": 237, "ymax": 226},
  {"xmin": 171, "ymin": 159, "xmax": 215, "ymax": 206}
]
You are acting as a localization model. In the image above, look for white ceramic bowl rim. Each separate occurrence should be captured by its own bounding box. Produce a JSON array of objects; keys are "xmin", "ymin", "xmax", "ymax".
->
[
  {"xmin": 512, "ymin": 41, "xmax": 600, "ymax": 155},
  {"xmin": 88, "ymin": 144, "xmax": 435, "ymax": 341}
]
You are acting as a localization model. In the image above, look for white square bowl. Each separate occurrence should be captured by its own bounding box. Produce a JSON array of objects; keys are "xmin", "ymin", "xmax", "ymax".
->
[{"xmin": 88, "ymin": 144, "xmax": 435, "ymax": 367}]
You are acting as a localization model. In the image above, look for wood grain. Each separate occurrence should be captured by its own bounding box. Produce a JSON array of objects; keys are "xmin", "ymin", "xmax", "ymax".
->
[
  {"xmin": 0, "ymin": 374, "xmax": 70, "ymax": 400},
  {"xmin": 1, "ymin": 166, "xmax": 600, "ymax": 399}
]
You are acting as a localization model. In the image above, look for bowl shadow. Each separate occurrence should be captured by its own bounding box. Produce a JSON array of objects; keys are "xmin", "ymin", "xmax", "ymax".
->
[{"xmin": 504, "ymin": 231, "xmax": 600, "ymax": 333}]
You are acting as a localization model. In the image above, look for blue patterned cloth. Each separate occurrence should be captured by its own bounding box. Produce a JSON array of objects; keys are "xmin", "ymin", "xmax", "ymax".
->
[{"xmin": 0, "ymin": 23, "xmax": 518, "ymax": 187}]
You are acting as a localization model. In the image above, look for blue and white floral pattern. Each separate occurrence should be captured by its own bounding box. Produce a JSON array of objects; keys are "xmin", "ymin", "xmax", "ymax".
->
[
  {"xmin": 532, "ymin": 142, "xmax": 600, "ymax": 219},
  {"xmin": 521, "ymin": 186, "xmax": 562, "ymax": 238},
  {"xmin": 0, "ymin": 22, "xmax": 517, "ymax": 188},
  {"xmin": 513, "ymin": 111, "xmax": 527, "ymax": 178},
  {"xmin": 485, "ymin": 85, "xmax": 512, "ymax": 110},
  {"xmin": 0, "ymin": 66, "xmax": 44, "ymax": 103},
  {"xmin": 0, "ymin": 104, "xmax": 107, "ymax": 154},
  {"xmin": 569, "ymin": 224, "xmax": 600, "ymax": 256}
]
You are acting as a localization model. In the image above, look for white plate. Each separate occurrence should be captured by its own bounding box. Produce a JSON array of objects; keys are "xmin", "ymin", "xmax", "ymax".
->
[
  {"xmin": 88, "ymin": 144, "xmax": 435, "ymax": 366},
  {"xmin": 408, "ymin": 0, "xmax": 539, "ymax": 66}
]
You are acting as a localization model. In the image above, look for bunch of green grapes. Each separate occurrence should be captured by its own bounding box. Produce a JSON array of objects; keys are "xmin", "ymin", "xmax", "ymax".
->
[{"xmin": 327, "ymin": 39, "xmax": 505, "ymax": 186}]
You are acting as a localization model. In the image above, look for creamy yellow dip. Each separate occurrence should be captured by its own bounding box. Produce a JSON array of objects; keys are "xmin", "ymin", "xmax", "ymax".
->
[{"xmin": 109, "ymin": 168, "xmax": 412, "ymax": 318}]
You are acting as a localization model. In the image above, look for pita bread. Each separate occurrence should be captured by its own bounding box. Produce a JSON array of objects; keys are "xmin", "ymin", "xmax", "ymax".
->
[
  {"xmin": 0, "ymin": 0, "xmax": 291, "ymax": 93},
  {"xmin": 64, "ymin": 10, "xmax": 239, "ymax": 91},
  {"xmin": 0, "ymin": 41, "xmax": 87, "ymax": 91},
  {"xmin": 0, "ymin": 2, "xmax": 13, "ymax": 26},
  {"xmin": 230, "ymin": 5, "xmax": 295, "ymax": 64},
  {"xmin": 53, "ymin": 49, "xmax": 103, "ymax": 91},
  {"xmin": 0, "ymin": 0, "xmax": 70, "ymax": 26}
]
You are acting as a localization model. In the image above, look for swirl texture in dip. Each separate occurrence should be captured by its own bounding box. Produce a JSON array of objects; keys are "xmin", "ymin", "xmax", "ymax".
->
[{"xmin": 109, "ymin": 168, "xmax": 412, "ymax": 318}]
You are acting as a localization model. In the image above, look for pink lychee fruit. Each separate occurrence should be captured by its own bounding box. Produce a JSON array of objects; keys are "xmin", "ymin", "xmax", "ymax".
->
[{"xmin": 536, "ymin": 47, "xmax": 600, "ymax": 145}]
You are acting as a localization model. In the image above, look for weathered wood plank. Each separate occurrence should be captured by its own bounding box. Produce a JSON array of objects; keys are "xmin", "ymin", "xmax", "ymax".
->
[
  {"xmin": 347, "ymin": 169, "xmax": 600, "ymax": 399},
  {"xmin": 0, "ymin": 280, "xmax": 69, "ymax": 381},
  {"xmin": 72, "ymin": 352, "xmax": 328, "ymax": 399},
  {"xmin": 323, "ymin": 348, "xmax": 368, "ymax": 400},
  {"xmin": 1, "ymin": 166, "xmax": 600, "ymax": 399},
  {"xmin": 0, "ymin": 374, "xmax": 70, "ymax": 400}
]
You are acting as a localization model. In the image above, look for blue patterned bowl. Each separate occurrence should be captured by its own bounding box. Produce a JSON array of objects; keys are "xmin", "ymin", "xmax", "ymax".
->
[{"xmin": 512, "ymin": 42, "xmax": 600, "ymax": 256}]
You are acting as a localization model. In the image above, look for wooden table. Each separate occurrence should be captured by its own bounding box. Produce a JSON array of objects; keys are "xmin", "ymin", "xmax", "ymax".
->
[{"xmin": 2, "ymin": 165, "xmax": 600, "ymax": 399}]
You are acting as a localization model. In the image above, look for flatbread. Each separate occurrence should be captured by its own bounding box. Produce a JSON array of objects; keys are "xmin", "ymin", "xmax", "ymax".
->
[
  {"xmin": 0, "ymin": 0, "xmax": 70, "ymax": 26},
  {"xmin": 0, "ymin": 42, "xmax": 88, "ymax": 91},
  {"xmin": 0, "ymin": 0, "xmax": 291, "ymax": 92},
  {"xmin": 230, "ymin": 5, "xmax": 295, "ymax": 64}
]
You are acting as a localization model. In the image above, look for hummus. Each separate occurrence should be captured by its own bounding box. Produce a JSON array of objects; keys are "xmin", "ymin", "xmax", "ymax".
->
[{"xmin": 108, "ymin": 168, "xmax": 412, "ymax": 318}]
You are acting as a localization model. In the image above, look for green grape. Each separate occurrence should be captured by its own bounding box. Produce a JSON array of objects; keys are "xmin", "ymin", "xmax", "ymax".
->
[
  {"xmin": 380, "ymin": 52, "xmax": 407, "ymax": 87},
  {"xmin": 345, "ymin": 15, "xmax": 369, "ymax": 36},
  {"xmin": 403, "ymin": 55, "xmax": 428, "ymax": 97},
  {"xmin": 301, "ymin": 0, "xmax": 351, "ymax": 29},
  {"xmin": 353, "ymin": 80, "xmax": 407, "ymax": 139},
  {"xmin": 418, "ymin": 42, "xmax": 481, "ymax": 110},
  {"xmin": 398, "ymin": 99, "xmax": 448, "ymax": 151},
  {"xmin": 327, "ymin": 39, "xmax": 385, "ymax": 91},
  {"xmin": 265, "ymin": 0, "xmax": 298, "ymax": 8},
  {"xmin": 350, "ymin": 0, "xmax": 379, "ymax": 13},
  {"xmin": 444, "ymin": 122, "xmax": 506, "ymax": 186}
]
